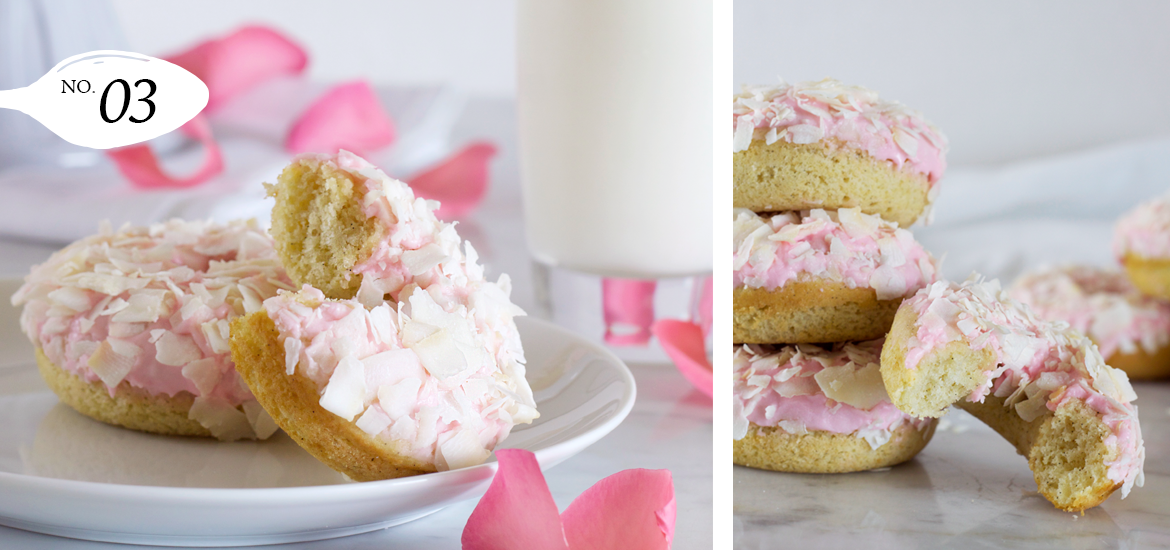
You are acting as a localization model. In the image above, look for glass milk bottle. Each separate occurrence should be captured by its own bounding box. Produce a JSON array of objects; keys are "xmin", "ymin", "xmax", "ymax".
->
[{"xmin": 517, "ymin": 0, "xmax": 712, "ymax": 360}]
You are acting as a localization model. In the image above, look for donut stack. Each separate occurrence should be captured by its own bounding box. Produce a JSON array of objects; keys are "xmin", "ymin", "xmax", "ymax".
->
[{"xmin": 731, "ymin": 78, "xmax": 947, "ymax": 473}]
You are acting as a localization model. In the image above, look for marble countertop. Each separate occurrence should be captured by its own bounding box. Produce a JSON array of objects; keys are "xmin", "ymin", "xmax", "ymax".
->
[
  {"xmin": 734, "ymin": 382, "xmax": 1170, "ymax": 549},
  {"xmin": 0, "ymin": 97, "xmax": 714, "ymax": 549}
]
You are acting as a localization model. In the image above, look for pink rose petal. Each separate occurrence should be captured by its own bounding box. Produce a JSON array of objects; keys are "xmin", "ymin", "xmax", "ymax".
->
[
  {"xmin": 461, "ymin": 449, "xmax": 569, "ymax": 550},
  {"xmin": 284, "ymin": 80, "xmax": 396, "ymax": 156},
  {"xmin": 106, "ymin": 115, "xmax": 224, "ymax": 189},
  {"xmin": 408, "ymin": 142, "xmax": 498, "ymax": 219},
  {"xmin": 602, "ymin": 278, "xmax": 657, "ymax": 347},
  {"xmin": 652, "ymin": 320, "xmax": 713, "ymax": 398},
  {"xmin": 166, "ymin": 25, "xmax": 308, "ymax": 112},
  {"xmin": 561, "ymin": 469, "xmax": 676, "ymax": 550}
]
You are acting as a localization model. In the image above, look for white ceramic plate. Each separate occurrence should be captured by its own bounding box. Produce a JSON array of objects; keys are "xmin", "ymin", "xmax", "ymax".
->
[{"xmin": 0, "ymin": 279, "xmax": 635, "ymax": 546}]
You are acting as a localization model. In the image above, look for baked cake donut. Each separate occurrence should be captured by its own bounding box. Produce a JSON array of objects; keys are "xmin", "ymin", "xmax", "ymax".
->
[
  {"xmin": 232, "ymin": 151, "xmax": 538, "ymax": 479},
  {"xmin": 733, "ymin": 340, "xmax": 936, "ymax": 473},
  {"xmin": 881, "ymin": 278, "xmax": 1145, "ymax": 511},
  {"xmin": 733, "ymin": 78, "xmax": 948, "ymax": 226},
  {"xmin": 1115, "ymin": 197, "xmax": 1170, "ymax": 299},
  {"xmin": 1010, "ymin": 265, "xmax": 1170, "ymax": 380},
  {"xmin": 733, "ymin": 207, "xmax": 938, "ymax": 344},
  {"xmin": 11, "ymin": 219, "xmax": 292, "ymax": 441}
]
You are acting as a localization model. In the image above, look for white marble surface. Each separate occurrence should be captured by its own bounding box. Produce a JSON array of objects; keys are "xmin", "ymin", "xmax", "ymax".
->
[
  {"xmin": 734, "ymin": 383, "xmax": 1170, "ymax": 549},
  {"xmin": 0, "ymin": 98, "xmax": 714, "ymax": 548}
]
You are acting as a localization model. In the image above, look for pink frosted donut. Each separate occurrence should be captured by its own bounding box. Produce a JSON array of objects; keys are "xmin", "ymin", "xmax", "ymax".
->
[
  {"xmin": 1115, "ymin": 197, "xmax": 1170, "ymax": 299},
  {"xmin": 12, "ymin": 219, "xmax": 294, "ymax": 440},
  {"xmin": 881, "ymin": 277, "xmax": 1145, "ymax": 510},
  {"xmin": 231, "ymin": 151, "xmax": 539, "ymax": 480},
  {"xmin": 733, "ymin": 340, "xmax": 936, "ymax": 473},
  {"xmin": 732, "ymin": 78, "xmax": 948, "ymax": 226},
  {"xmin": 1009, "ymin": 265, "xmax": 1170, "ymax": 379},
  {"xmin": 733, "ymin": 207, "xmax": 939, "ymax": 343}
]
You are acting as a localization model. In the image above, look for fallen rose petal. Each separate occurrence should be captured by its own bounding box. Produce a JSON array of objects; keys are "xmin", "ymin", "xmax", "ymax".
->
[
  {"xmin": 408, "ymin": 142, "xmax": 497, "ymax": 219},
  {"xmin": 106, "ymin": 115, "xmax": 223, "ymax": 189},
  {"xmin": 285, "ymin": 80, "xmax": 396, "ymax": 156},
  {"xmin": 652, "ymin": 319, "xmax": 713, "ymax": 398},
  {"xmin": 461, "ymin": 449, "xmax": 569, "ymax": 550},
  {"xmin": 602, "ymin": 278, "xmax": 657, "ymax": 347},
  {"xmin": 561, "ymin": 469, "xmax": 676, "ymax": 550},
  {"xmin": 167, "ymin": 25, "xmax": 308, "ymax": 112}
]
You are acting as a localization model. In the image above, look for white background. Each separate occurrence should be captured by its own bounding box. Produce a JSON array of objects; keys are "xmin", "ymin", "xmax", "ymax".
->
[
  {"xmin": 111, "ymin": 0, "xmax": 517, "ymax": 97},
  {"xmin": 735, "ymin": 0, "xmax": 1170, "ymax": 166}
]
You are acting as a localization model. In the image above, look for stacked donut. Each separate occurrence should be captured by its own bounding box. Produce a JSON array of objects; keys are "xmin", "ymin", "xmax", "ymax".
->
[
  {"xmin": 12, "ymin": 151, "xmax": 538, "ymax": 480},
  {"xmin": 732, "ymin": 78, "xmax": 946, "ymax": 473}
]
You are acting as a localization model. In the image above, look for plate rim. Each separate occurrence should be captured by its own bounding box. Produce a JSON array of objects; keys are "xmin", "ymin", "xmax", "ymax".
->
[{"xmin": 0, "ymin": 314, "xmax": 636, "ymax": 502}]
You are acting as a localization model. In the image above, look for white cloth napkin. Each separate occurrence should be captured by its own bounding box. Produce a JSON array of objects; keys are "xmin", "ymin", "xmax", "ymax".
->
[
  {"xmin": 917, "ymin": 136, "xmax": 1170, "ymax": 284},
  {"xmin": 0, "ymin": 79, "xmax": 467, "ymax": 244}
]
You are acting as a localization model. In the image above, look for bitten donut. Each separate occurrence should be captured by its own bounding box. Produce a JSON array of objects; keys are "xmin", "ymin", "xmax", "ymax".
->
[
  {"xmin": 733, "ymin": 78, "xmax": 948, "ymax": 226},
  {"xmin": 733, "ymin": 340, "xmax": 936, "ymax": 473},
  {"xmin": 12, "ymin": 219, "xmax": 292, "ymax": 440},
  {"xmin": 733, "ymin": 207, "xmax": 938, "ymax": 344},
  {"xmin": 1115, "ymin": 197, "xmax": 1170, "ymax": 299},
  {"xmin": 881, "ymin": 278, "xmax": 1145, "ymax": 511},
  {"xmin": 233, "ymin": 152, "xmax": 538, "ymax": 479},
  {"xmin": 1010, "ymin": 265, "xmax": 1170, "ymax": 380}
]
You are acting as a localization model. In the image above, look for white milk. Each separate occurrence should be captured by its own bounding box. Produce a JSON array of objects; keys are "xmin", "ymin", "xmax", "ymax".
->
[{"xmin": 517, "ymin": 0, "xmax": 713, "ymax": 278}]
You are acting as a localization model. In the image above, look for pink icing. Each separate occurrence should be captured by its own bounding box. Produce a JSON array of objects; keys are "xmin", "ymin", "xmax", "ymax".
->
[
  {"xmin": 11, "ymin": 219, "xmax": 293, "ymax": 440},
  {"xmin": 899, "ymin": 277, "xmax": 1145, "ymax": 496},
  {"xmin": 733, "ymin": 78, "xmax": 948, "ymax": 184},
  {"xmin": 732, "ymin": 340, "xmax": 931, "ymax": 450},
  {"xmin": 1114, "ymin": 197, "xmax": 1170, "ymax": 259},
  {"xmin": 1009, "ymin": 265, "xmax": 1170, "ymax": 359},
  {"xmin": 733, "ymin": 208, "xmax": 938, "ymax": 299}
]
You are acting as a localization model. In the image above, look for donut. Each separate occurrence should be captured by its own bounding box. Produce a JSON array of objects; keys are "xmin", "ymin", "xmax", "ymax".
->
[
  {"xmin": 733, "ymin": 207, "xmax": 938, "ymax": 344},
  {"xmin": 733, "ymin": 340, "xmax": 936, "ymax": 473},
  {"xmin": 1009, "ymin": 265, "xmax": 1170, "ymax": 380},
  {"xmin": 233, "ymin": 152, "xmax": 538, "ymax": 479},
  {"xmin": 880, "ymin": 278, "xmax": 1145, "ymax": 511},
  {"xmin": 11, "ymin": 219, "xmax": 293, "ymax": 441},
  {"xmin": 732, "ymin": 78, "xmax": 947, "ymax": 226},
  {"xmin": 1115, "ymin": 197, "xmax": 1170, "ymax": 299}
]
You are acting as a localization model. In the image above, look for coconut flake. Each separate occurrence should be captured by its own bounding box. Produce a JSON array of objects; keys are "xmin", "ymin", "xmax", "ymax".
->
[
  {"xmin": 155, "ymin": 332, "xmax": 203, "ymax": 367},
  {"xmin": 355, "ymin": 404, "xmax": 394, "ymax": 436},
  {"xmin": 188, "ymin": 397, "xmax": 254, "ymax": 441},
  {"xmin": 319, "ymin": 355, "xmax": 368, "ymax": 422},
  {"xmin": 87, "ymin": 340, "xmax": 135, "ymax": 388},
  {"xmin": 814, "ymin": 363, "xmax": 888, "ymax": 410}
]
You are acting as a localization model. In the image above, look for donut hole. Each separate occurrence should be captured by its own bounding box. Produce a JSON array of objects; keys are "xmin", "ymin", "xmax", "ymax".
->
[{"xmin": 268, "ymin": 159, "xmax": 385, "ymax": 299}]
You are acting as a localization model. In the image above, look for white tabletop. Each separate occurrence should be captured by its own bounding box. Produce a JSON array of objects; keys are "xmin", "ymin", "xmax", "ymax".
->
[{"xmin": 0, "ymin": 97, "xmax": 714, "ymax": 548}]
